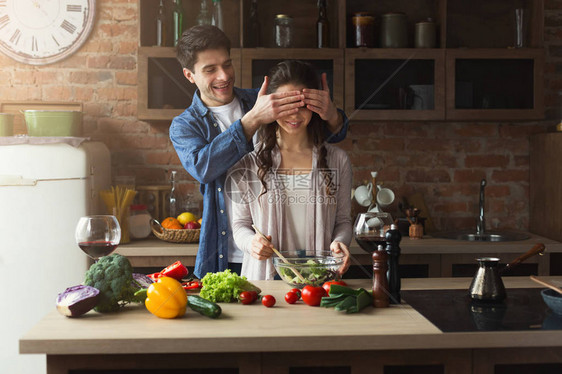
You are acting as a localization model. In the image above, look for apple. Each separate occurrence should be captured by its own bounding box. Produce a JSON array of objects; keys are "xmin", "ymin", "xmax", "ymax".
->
[{"xmin": 184, "ymin": 221, "xmax": 201, "ymax": 230}]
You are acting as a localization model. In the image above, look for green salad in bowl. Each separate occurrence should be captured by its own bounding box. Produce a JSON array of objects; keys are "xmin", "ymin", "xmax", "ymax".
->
[{"xmin": 272, "ymin": 251, "xmax": 343, "ymax": 288}]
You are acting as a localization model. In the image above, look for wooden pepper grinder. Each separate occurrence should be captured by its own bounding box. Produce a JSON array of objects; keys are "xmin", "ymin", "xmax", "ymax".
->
[
  {"xmin": 372, "ymin": 245, "xmax": 389, "ymax": 308},
  {"xmin": 385, "ymin": 224, "xmax": 402, "ymax": 304},
  {"xmin": 406, "ymin": 208, "xmax": 423, "ymax": 239}
]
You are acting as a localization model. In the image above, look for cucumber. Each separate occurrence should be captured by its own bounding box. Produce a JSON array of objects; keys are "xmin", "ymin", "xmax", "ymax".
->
[{"xmin": 187, "ymin": 295, "xmax": 222, "ymax": 319}]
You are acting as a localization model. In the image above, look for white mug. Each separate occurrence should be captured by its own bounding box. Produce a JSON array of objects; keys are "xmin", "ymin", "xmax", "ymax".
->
[
  {"xmin": 376, "ymin": 187, "xmax": 395, "ymax": 209},
  {"xmin": 354, "ymin": 183, "xmax": 373, "ymax": 207}
]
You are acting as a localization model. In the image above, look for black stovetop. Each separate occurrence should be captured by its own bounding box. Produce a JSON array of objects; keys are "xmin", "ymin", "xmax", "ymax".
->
[{"xmin": 401, "ymin": 288, "xmax": 562, "ymax": 332}]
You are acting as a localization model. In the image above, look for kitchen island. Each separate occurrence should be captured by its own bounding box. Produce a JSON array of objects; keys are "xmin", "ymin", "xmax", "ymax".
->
[
  {"xmin": 116, "ymin": 233, "xmax": 562, "ymax": 277},
  {"xmin": 21, "ymin": 277, "xmax": 562, "ymax": 374}
]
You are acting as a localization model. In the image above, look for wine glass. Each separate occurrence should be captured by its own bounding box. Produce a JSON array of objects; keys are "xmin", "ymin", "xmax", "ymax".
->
[
  {"xmin": 353, "ymin": 212, "xmax": 394, "ymax": 253},
  {"xmin": 75, "ymin": 215, "xmax": 121, "ymax": 261}
]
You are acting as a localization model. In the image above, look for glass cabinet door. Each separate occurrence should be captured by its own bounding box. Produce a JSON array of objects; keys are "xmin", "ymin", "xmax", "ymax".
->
[
  {"xmin": 345, "ymin": 49, "xmax": 445, "ymax": 121},
  {"xmin": 445, "ymin": 49, "xmax": 544, "ymax": 121}
]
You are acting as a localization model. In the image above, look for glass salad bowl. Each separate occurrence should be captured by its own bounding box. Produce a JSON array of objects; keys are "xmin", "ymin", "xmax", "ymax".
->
[{"xmin": 272, "ymin": 251, "xmax": 343, "ymax": 289}]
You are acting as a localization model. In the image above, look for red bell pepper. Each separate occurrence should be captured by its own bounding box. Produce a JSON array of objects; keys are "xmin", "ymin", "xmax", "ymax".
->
[
  {"xmin": 182, "ymin": 280, "xmax": 202, "ymax": 291},
  {"xmin": 148, "ymin": 261, "xmax": 188, "ymax": 282},
  {"xmin": 147, "ymin": 272, "xmax": 162, "ymax": 282},
  {"xmin": 160, "ymin": 261, "xmax": 188, "ymax": 281}
]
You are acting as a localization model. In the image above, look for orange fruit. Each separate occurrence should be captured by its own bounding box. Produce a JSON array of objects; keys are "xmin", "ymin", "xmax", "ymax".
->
[
  {"xmin": 197, "ymin": 218, "xmax": 202, "ymax": 225},
  {"xmin": 161, "ymin": 217, "xmax": 183, "ymax": 230}
]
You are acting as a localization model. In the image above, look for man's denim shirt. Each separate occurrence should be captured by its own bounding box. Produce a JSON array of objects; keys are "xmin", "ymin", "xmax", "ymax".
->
[{"xmin": 170, "ymin": 87, "xmax": 349, "ymax": 278}]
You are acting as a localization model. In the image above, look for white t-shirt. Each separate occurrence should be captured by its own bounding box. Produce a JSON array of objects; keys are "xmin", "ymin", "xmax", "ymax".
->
[
  {"xmin": 209, "ymin": 98, "xmax": 245, "ymax": 263},
  {"xmin": 277, "ymin": 172, "xmax": 311, "ymax": 252}
]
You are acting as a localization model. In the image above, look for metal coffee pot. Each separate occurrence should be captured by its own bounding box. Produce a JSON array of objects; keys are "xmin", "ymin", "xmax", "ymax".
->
[{"xmin": 469, "ymin": 243, "xmax": 546, "ymax": 302}]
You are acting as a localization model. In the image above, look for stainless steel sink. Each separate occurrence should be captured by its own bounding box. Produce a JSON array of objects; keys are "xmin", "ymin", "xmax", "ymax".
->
[
  {"xmin": 433, "ymin": 230, "xmax": 529, "ymax": 242},
  {"xmin": 432, "ymin": 179, "xmax": 530, "ymax": 242}
]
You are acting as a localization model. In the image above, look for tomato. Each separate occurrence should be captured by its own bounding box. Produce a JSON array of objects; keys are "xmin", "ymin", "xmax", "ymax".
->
[
  {"xmin": 301, "ymin": 285, "xmax": 327, "ymax": 306},
  {"xmin": 261, "ymin": 295, "xmax": 276, "ymax": 307},
  {"xmin": 284, "ymin": 291, "xmax": 299, "ymax": 304},
  {"xmin": 239, "ymin": 291, "xmax": 255, "ymax": 305},
  {"xmin": 322, "ymin": 280, "xmax": 348, "ymax": 295},
  {"xmin": 290, "ymin": 288, "xmax": 301, "ymax": 299},
  {"xmin": 248, "ymin": 290, "xmax": 258, "ymax": 301}
]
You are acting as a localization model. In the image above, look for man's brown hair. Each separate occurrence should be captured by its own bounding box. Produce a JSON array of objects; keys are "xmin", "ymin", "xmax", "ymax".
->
[{"xmin": 176, "ymin": 25, "xmax": 231, "ymax": 71}]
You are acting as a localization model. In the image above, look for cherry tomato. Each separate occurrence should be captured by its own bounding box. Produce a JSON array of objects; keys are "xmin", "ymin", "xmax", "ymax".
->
[
  {"xmin": 284, "ymin": 291, "xmax": 299, "ymax": 304},
  {"xmin": 248, "ymin": 290, "xmax": 258, "ymax": 301},
  {"xmin": 239, "ymin": 291, "xmax": 255, "ymax": 305},
  {"xmin": 290, "ymin": 288, "xmax": 301, "ymax": 299},
  {"xmin": 322, "ymin": 280, "xmax": 348, "ymax": 295},
  {"xmin": 261, "ymin": 295, "xmax": 276, "ymax": 307},
  {"xmin": 301, "ymin": 285, "xmax": 327, "ymax": 306}
]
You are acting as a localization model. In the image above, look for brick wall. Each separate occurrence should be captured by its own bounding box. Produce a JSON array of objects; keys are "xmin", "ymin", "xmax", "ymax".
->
[{"xmin": 0, "ymin": 0, "xmax": 560, "ymax": 232}]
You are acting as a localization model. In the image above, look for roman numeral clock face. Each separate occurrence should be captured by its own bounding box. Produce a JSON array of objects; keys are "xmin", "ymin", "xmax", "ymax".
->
[{"xmin": 0, "ymin": 0, "xmax": 96, "ymax": 65}]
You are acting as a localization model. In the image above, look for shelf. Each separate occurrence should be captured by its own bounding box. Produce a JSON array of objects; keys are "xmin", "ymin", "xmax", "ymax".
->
[
  {"xmin": 240, "ymin": 48, "xmax": 344, "ymax": 109},
  {"xmin": 445, "ymin": 48, "xmax": 544, "ymax": 121},
  {"xmin": 136, "ymin": 0, "xmax": 545, "ymax": 122},
  {"xmin": 139, "ymin": 0, "xmax": 241, "ymax": 48},
  {"xmin": 345, "ymin": 0, "xmax": 445, "ymax": 49},
  {"xmin": 137, "ymin": 47, "xmax": 242, "ymax": 121},
  {"xmin": 344, "ymin": 48, "xmax": 446, "ymax": 121},
  {"xmin": 446, "ymin": 0, "xmax": 544, "ymax": 49},
  {"xmin": 241, "ymin": 0, "xmax": 341, "ymax": 48}
]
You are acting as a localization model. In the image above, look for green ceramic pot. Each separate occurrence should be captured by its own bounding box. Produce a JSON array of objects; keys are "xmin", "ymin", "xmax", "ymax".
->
[
  {"xmin": 0, "ymin": 113, "xmax": 15, "ymax": 136},
  {"xmin": 23, "ymin": 110, "xmax": 83, "ymax": 137},
  {"xmin": 380, "ymin": 13, "xmax": 408, "ymax": 48}
]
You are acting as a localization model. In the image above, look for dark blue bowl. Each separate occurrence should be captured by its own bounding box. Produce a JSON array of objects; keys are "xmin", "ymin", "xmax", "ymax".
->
[{"xmin": 541, "ymin": 289, "xmax": 562, "ymax": 315}]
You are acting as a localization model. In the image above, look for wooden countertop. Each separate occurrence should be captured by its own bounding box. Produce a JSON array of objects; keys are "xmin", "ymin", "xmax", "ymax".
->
[
  {"xmin": 20, "ymin": 277, "xmax": 562, "ymax": 356},
  {"xmin": 116, "ymin": 232, "xmax": 562, "ymax": 260}
]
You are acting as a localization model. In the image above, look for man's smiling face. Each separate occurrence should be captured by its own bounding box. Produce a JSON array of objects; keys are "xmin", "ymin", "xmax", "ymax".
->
[{"xmin": 183, "ymin": 48, "xmax": 235, "ymax": 107}]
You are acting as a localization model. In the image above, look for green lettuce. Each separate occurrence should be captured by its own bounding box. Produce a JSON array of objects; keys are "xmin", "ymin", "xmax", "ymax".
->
[{"xmin": 200, "ymin": 269, "xmax": 261, "ymax": 303}]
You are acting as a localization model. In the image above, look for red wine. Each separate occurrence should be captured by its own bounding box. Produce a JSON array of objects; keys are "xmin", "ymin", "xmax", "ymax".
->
[
  {"xmin": 355, "ymin": 236, "xmax": 386, "ymax": 253},
  {"xmin": 79, "ymin": 241, "xmax": 117, "ymax": 259}
]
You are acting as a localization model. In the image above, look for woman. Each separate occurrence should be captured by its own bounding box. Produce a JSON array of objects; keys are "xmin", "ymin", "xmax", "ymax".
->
[{"xmin": 228, "ymin": 60, "xmax": 352, "ymax": 280}]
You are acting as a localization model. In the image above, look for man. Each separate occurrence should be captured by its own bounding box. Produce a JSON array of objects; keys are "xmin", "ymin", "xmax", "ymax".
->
[{"xmin": 170, "ymin": 25, "xmax": 348, "ymax": 278}]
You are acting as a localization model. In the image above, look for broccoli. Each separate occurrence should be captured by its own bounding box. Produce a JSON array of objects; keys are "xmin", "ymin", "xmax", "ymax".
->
[{"xmin": 84, "ymin": 253, "xmax": 138, "ymax": 313}]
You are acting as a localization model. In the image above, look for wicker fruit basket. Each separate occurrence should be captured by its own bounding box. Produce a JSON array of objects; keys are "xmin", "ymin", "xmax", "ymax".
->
[{"xmin": 151, "ymin": 219, "xmax": 200, "ymax": 243}]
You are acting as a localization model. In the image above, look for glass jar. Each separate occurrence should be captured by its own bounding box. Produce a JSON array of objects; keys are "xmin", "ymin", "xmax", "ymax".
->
[
  {"xmin": 128, "ymin": 204, "xmax": 152, "ymax": 240},
  {"xmin": 351, "ymin": 12, "xmax": 375, "ymax": 48},
  {"xmin": 274, "ymin": 14, "xmax": 293, "ymax": 48}
]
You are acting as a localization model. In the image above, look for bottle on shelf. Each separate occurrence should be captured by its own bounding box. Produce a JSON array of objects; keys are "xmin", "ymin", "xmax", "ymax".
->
[
  {"xmin": 246, "ymin": 0, "xmax": 260, "ymax": 47},
  {"xmin": 169, "ymin": 170, "xmax": 177, "ymax": 218},
  {"xmin": 211, "ymin": 0, "xmax": 223, "ymax": 31},
  {"xmin": 156, "ymin": 0, "xmax": 167, "ymax": 47},
  {"xmin": 172, "ymin": 0, "xmax": 184, "ymax": 46},
  {"xmin": 196, "ymin": 0, "xmax": 211, "ymax": 26},
  {"xmin": 316, "ymin": 0, "xmax": 330, "ymax": 48}
]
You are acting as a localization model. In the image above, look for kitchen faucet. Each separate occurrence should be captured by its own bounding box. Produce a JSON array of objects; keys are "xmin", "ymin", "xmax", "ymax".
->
[{"xmin": 477, "ymin": 179, "xmax": 486, "ymax": 235}]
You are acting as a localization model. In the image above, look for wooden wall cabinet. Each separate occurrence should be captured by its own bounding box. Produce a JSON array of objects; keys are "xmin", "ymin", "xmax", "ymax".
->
[
  {"xmin": 137, "ymin": 0, "xmax": 545, "ymax": 121},
  {"xmin": 530, "ymin": 133, "xmax": 562, "ymax": 243}
]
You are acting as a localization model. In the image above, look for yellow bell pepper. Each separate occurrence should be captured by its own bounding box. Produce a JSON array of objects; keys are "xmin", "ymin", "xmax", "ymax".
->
[{"xmin": 145, "ymin": 276, "xmax": 187, "ymax": 319}]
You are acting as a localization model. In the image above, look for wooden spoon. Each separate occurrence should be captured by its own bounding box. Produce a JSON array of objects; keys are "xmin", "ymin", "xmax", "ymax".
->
[
  {"xmin": 530, "ymin": 275, "xmax": 562, "ymax": 296},
  {"xmin": 251, "ymin": 225, "xmax": 307, "ymax": 283}
]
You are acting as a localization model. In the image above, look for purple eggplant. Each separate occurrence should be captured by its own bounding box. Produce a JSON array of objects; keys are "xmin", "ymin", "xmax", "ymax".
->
[{"xmin": 56, "ymin": 285, "xmax": 100, "ymax": 317}]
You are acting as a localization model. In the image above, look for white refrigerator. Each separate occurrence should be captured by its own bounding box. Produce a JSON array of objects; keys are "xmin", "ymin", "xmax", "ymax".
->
[{"xmin": 0, "ymin": 141, "xmax": 111, "ymax": 374}]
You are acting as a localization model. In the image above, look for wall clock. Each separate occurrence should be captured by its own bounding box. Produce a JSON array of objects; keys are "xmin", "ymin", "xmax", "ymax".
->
[{"xmin": 0, "ymin": 0, "xmax": 96, "ymax": 65}]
